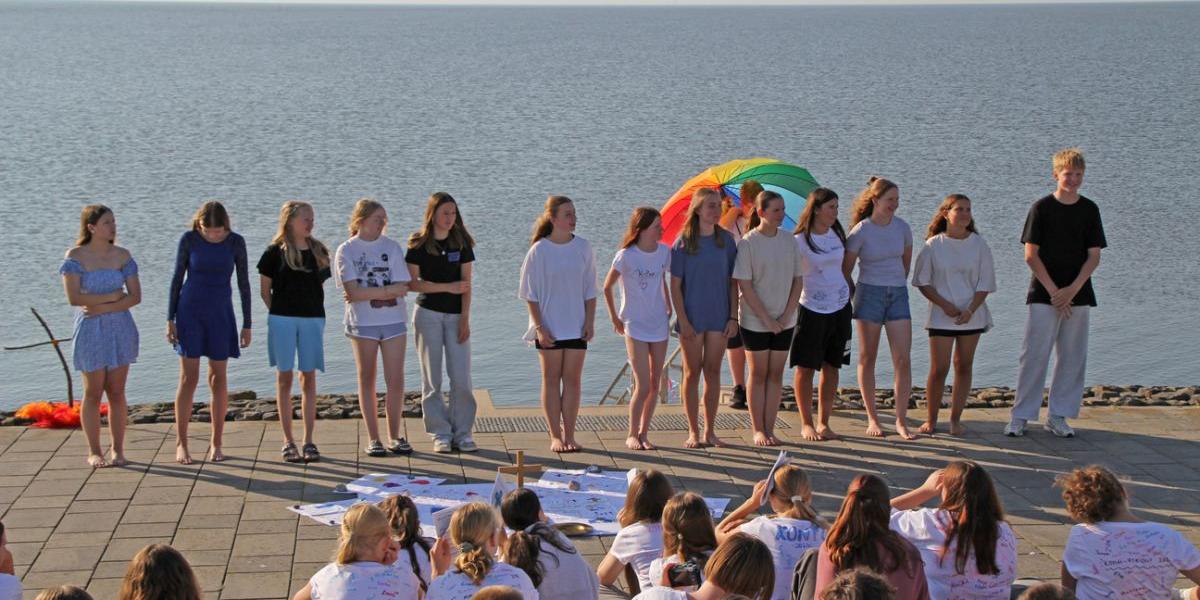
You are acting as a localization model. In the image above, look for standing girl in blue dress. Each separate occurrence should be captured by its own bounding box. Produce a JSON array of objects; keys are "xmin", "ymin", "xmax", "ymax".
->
[
  {"xmin": 167, "ymin": 201, "xmax": 252, "ymax": 464},
  {"xmin": 60, "ymin": 205, "xmax": 141, "ymax": 468}
]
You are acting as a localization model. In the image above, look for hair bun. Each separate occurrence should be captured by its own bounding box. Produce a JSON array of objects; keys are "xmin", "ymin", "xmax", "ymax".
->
[{"xmin": 867, "ymin": 175, "xmax": 879, "ymax": 184}]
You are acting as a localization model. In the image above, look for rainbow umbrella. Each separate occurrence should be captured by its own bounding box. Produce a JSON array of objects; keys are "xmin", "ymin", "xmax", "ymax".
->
[{"xmin": 659, "ymin": 158, "xmax": 820, "ymax": 244}]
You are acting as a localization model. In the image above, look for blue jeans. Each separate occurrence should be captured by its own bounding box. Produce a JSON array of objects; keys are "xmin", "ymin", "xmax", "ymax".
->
[{"xmin": 852, "ymin": 283, "xmax": 911, "ymax": 324}]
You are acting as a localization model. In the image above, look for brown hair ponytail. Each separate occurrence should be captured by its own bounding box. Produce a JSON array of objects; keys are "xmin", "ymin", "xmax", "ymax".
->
[
  {"xmin": 531, "ymin": 195, "xmax": 573, "ymax": 245},
  {"xmin": 451, "ymin": 502, "xmax": 500, "ymax": 585},
  {"xmin": 850, "ymin": 177, "xmax": 897, "ymax": 226}
]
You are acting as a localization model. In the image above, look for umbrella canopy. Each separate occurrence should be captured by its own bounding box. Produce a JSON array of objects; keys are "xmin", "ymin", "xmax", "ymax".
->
[{"xmin": 659, "ymin": 158, "xmax": 820, "ymax": 245}]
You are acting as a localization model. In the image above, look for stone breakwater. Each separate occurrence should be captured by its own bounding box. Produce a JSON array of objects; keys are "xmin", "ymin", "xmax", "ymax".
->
[{"xmin": 1, "ymin": 385, "xmax": 1196, "ymax": 426}]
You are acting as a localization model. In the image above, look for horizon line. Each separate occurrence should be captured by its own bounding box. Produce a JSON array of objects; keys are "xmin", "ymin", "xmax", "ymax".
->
[{"xmin": 21, "ymin": 0, "xmax": 1200, "ymax": 6}]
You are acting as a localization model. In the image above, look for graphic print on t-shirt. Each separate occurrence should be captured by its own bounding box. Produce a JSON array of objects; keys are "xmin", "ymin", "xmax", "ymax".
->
[{"xmin": 353, "ymin": 251, "xmax": 397, "ymax": 308}]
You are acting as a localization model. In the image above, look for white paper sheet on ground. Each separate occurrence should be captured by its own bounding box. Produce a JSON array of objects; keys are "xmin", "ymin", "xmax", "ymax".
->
[
  {"xmin": 346, "ymin": 473, "xmax": 447, "ymax": 497},
  {"xmin": 287, "ymin": 497, "xmax": 374, "ymax": 526},
  {"xmin": 532, "ymin": 468, "xmax": 632, "ymax": 496},
  {"xmin": 761, "ymin": 450, "xmax": 789, "ymax": 506},
  {"xmin": 408, "ymin": 483, "xmax": 494, "ymax": 538}
]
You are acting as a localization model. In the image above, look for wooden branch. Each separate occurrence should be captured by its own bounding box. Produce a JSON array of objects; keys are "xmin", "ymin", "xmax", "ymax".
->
[{"xmin": 30, "ymin": 308, "xmax": 75, "ymax": 409}]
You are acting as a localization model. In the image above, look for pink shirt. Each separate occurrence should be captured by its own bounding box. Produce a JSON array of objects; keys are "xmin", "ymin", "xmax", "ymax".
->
[{"xmin": 815, "ymin": 540, "xmax": 931, "ymax": 600}]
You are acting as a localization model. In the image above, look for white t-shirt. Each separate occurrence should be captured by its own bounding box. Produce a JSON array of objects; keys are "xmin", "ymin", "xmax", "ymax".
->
[
  {"xmin": 307, "ymin": 561, "xmax": 420, "ymax": 600},
  {"xmin": 393, "ymin": 543, "xmax": 433, "ymax": 591},
  {"xmin": 732, "ymin": 228, "xmax": 804, "ymax": 331},
  {"xmin": 911, "ymin": 233, "xmax": 996, "ymax": 331},
  {"xmin": 519, "ymin": 236, "xmax": 598, "ymax": 343},
  {"xmin": 334, "ymin": 235, "xmax": 411, "ymax": 327},
  {"xmin": 795, "ymin": 230, "xmax": 851, "ymax": 314},
  {"xmin": 536, "ymin": 531, "xmax": 601, "ymax": 600},
  {"xmin": 739, "ymin": 516, "xmax": 827, "ymax": 600},
  {"xmin": 610, "ymin": 521, "xmax": 665, "ymax": 592},
  {"xmin": 633, "ymin": 588, "xmax": 689, "ymax": 600},
  {"xmin": 1063, "ymin": 521, "xmax": 1200, "ymax": 600},
  {"xmin": 0, "ymin": 574, "xmax": 21, "ymax": 600},
  {"xmin": 890, "ymin": 508, "xmax": 1017, "ymax": 600},
  {"xmin": 611, "ymin": 243, "xmax": 672, "ymax": 343},
  {"xmin": 428, "ymin": 562, "xmax": 540, "ymax": 600}
]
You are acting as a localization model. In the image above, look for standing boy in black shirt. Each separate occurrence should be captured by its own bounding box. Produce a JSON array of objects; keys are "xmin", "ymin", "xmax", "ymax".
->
[{"xmin": 1007, "ymin": 148, "xmax": 1106, "ymax": 438}]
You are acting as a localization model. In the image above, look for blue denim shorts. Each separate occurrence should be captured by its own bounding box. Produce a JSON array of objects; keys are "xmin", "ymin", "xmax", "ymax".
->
[
  {"xmin": 345, "ymin": 322, "xmax": 407, "ymax": 341},
  {"xmin": 268, "ymin": 315, "xmax": 325, "ymax": 372},
  {"xmin": 852, "ymin": 283, "xmax": 911, "ymax": 324}
]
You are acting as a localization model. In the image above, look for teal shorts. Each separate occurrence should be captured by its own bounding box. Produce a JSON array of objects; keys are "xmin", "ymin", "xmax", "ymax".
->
[{"xmin": 267, "ymin": 315, "xmax": 325, "ymax": 372}]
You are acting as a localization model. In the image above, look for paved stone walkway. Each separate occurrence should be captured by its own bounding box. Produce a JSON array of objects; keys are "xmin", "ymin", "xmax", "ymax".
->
[{"xmin": 1, "ymin": 405, "xmax": 1197, "ymax": 599}]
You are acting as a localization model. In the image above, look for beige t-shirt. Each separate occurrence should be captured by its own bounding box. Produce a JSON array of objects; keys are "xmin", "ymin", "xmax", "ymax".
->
[{"xmin": 732, "ymin": 228, "xmax": 803, "ymax": 331}]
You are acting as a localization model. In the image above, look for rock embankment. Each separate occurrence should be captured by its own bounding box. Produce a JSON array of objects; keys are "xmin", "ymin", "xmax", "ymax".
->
[{"xmin": 1, "ymin": 385, "xmax": 1195, "ymax": 426}]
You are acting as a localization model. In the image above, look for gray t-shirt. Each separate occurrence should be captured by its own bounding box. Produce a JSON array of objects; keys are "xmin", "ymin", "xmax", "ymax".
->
[{"xmin": 846, "ymin": 217, "xmax": 913, "ymax": 287}]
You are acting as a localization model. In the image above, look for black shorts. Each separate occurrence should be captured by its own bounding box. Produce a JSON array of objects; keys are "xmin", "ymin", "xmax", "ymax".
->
[
  {"xmin": 727, "ymin": 331, "xmax": 744, "ymax": 350},
  {"xmin": 928, "ymin": 328, "xmax": 987, "ymax": 338},
  {"xmin": 789, "ymin": 303, "xmax": 853, "ymax": 369},
  {"xmin": 534, "ymin": 338, "xmax": 588, "ymax": 350},
  {"xmin": 740, "ymin": 327, "xmax": 794, "ymax": 352}
]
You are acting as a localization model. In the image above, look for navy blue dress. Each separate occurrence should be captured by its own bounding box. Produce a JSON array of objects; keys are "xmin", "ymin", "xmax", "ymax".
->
[{"xmin": 168, "ymin": 231, "xmax": 252, "ymax": 360}]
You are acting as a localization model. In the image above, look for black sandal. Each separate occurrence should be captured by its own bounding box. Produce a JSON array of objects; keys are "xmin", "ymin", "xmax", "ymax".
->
[
  {"xmin": 282, "ymin": 442, "xmax": 303, "ymax": 463},
  {"xmin": 388, "ymin": 437, "xmax": 413, "ymax": 455},
  {"xmin": 302, "ymin": 443, "xmax": 320, "ymax": 463},
  {"xmin": 365, "ymin": 440, "xmax": 387, "ymax": 457}
]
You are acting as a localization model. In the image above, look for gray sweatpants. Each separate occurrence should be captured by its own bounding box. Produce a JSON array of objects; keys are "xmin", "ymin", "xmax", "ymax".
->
[
  {"xmin": 1012, "ymin": 303, "xmax": 1091, "ymax": 421},
  {"xmin": 413, "ymin": 306, "xmax": 476, "ymax": 442}
]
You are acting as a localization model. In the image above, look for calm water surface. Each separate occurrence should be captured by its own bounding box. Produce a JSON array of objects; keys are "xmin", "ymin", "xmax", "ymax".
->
[{"xmin": 1, "ymin": 2, "xmax": 1198, "ymax": 409}]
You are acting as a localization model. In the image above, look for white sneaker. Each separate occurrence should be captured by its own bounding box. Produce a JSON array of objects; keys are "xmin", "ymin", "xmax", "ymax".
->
[
  {"xmin": 1004, "ymin": 418, "xmax": 1027, "ymax": 437},
  {"xmin": 1045, "ymin": 415, "xmax": 1076, "ymax": 438},
  {"xmin": 433, "ymin": 438, "xmax": 453, "ymax": 453},
  {"xmin": 455, "ymin": 437, "xmax": 478, "ymax": 453}
]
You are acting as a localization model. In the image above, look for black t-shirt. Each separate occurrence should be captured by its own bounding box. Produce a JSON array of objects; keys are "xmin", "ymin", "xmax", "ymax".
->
[
  {"xmin": 404, "ymin": 238, "xmax": 475, "ymax": 314},
  {"xmin": 1020, "ymin": 194, "xmax": 1107, "ymax": 306},
  {"xmin": 256, "ymin": 244, "xmax": 332, "ymax": 318}
]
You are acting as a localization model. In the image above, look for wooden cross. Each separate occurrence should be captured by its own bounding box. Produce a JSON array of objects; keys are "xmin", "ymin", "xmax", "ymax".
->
[{"xmin": 497, "ymin": 450, "xmax": 543, "ymax": 488}]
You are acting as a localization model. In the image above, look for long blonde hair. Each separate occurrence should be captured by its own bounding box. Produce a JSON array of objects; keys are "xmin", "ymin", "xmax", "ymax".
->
[
  {"xmin": 117, "ymin": 544, "xmax": 202, "ymax": 600},
  {"xmin": 850, "ymin": 177, "xmax": 897, "ymax": 226},
  {"xmin": 271, "ymin": 200, "xmax": 330, "ymax": 271},
  {"xmin": 76, "ymin": 204, "xmax": 112, "ymax": 246},
  {"xmin": 335, "ymin": 503, "xmax": 392, "ymax": 564},
  {"xmin": 679, "ymin": 188, "xmax": 727, "ymax": 255},
  {"xmin": 530, "ymin": 195, "xmax": 573, "ymax": 245},
  {"xmin": 451, "ymin": 502, "xmax": 500, "ymax": 585},
  {"xmin": 409, "ymin": 192, "xmax": 476, "ymax": 255},
  {"xmin": 771, "ymin": 465, "xmax": 827, "ymax": 527},
  {"xmin": 347, "ymin": 198, "xmax": 385, "ymax": 236}
]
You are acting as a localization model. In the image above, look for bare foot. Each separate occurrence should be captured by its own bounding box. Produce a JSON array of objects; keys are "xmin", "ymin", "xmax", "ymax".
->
[
  {"xmin": 704, "ymin": 433, "xmax": 727, "ymax": 448},
  {"xmin": 684, "ymin": 434, "xmax": 704, "ymax": 449},
  {"xmin": 638, "ymin": 434, "xmax": 656, "ymax": 451},
  {"xmin": 752, "ymin": 432, "xmax": 772, "ymax": 447},
  {"xmin": 895, "ymin": 420, "xmax": 917, "ymax": 440},
  {"xmin": 550, "ymin": 438, "xmax": 568, "ymax": 453},
  {"xmin": 108, "ymin": 450, "xmax": 128, "ymax": 467},
  {"xmin": 949, "ymin": 421, "xmax": 966, "ymax": 436},
  {"xmin": 918, "ymin": 421, "xmax": 937, "ymax": 435},
  {"xmin": 208, "ymin": 447, "xmax": 226, "ymax": 462},
  {"xmin": 767, "ymin": 434, "xmax": 782, "ymax": 446},
  {"xmin": 800, "ymin": 424, "xmax": 821, "ymax": 442},
  {"xmin": 865, "ymin": 421, "xmax": 886, "ymax": 438},
  {"xmin": 816, "ymin": 426, "xmax": 840, "ymax": 441},
  {"xmin": 565, "ymin": 438, "xmax": 582, "ymax": 452},
  {"xmin": 87, "ymin": 453, "xmax": 109, "ymax": 468},
  {"xmin": 626, "ymin": 436, "xmax": 643, "ymax": 450},
  {"xmin": 176, "ymin": 446, "xmax": 193, "ymax": 465}
]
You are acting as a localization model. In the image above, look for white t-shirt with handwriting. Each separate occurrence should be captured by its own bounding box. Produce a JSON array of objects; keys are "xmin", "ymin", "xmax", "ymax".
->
[
  {"xmin": 427, "ymin": 562, "xmax": 539, "ymax": 600},
  {"xmin": 1063, "ymin": 521, "xmax": 1200, "ymax": 600},
  {"xmin": 739, "ymin": 515, "xmax": 827, "ymax": 600},
  {"xmin": 612, "ymin": 244, "xmax": 672, "ymax": 343},
  {"xmin": 890, "ymin": 508, "xmax": 1017, "ymax": 600},
  {"xmin": 308, "ymin": 561, "xmax": 420, "ymax": 600}
]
